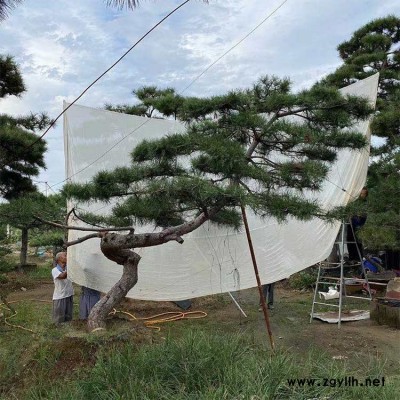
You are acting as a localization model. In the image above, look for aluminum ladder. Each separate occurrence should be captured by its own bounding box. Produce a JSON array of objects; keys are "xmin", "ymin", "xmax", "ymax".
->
[{"xmin": 310, "ymin": 220, "xmax": 372, "ymax": 328}]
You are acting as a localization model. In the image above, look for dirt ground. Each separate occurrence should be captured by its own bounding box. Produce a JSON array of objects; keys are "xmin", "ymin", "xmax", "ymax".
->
[{"xmin": 7, "ymin": 280, "xmax": 400, "ymax": 371}]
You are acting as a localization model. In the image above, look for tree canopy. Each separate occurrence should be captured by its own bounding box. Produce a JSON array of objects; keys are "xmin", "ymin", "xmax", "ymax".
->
[
  {"xmin": 0, "ymin": 54, "xmax": 25, "ymax": 97},
  {"xmin": 63, "ymin": 75, "xmax": 373, "ymax": 329},
  {"xmin": 321, "ymin": 15, "xmax": 400, "ymax": 250},
  {"xmin": 0, "ymin": 55, "xmax": 49, "ymax": 200},
  {"xmin": 68, "ymin": 76, "xmax": 372, "ymax": 229},
  {"xmin": 321, "ymin": 15, "xmax": 400, "ymax": 155}
]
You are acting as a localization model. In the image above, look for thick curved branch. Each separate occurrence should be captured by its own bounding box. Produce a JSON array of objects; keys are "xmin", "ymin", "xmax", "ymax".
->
[
  {"xmin": 65, "ymin": 233, "xmax": 101, "ymax": 247},
  {"xmin": 100, "ymin": 207, "xmax": 220, "ymax": 252}
]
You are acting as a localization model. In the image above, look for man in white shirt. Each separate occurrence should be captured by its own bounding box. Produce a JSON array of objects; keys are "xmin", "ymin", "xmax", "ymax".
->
[{"xmin": 52, "ymin": 251, "xmax": 74, "ymax": 324}]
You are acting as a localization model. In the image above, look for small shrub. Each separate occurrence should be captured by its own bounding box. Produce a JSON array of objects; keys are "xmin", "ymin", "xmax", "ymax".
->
[
  {"xmin": 0, "ymin": 258, "xmax": 16, "ymax": 274},
  {"xmin": 288, "ymin": 266, "xmax": 318, "ymax": 290}
]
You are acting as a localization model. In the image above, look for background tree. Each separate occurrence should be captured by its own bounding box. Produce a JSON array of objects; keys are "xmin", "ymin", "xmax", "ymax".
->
[
  {"xmin": 0, "ymin": 193, "xmax": 66, "ymax": 269},
  {"xmin": 30, "ymin": 230, "xmax": 65, "ymax": 253},
  {"xmin": 320, "ymin": 15, "xmax": 400, "ymax": 251},
  {"xmin": 62, "ymin": 75, "xmax": 373, "ymax": 329},
  {"xmin": 0, "ymin": 54, "xmax": 25, "ymax": 97},
  {"xmin": 359, "ymin": 153, "xmax": 400, "ymax": 251},
  {"xmin": 0, "ymin": 55, "xmax": 49, "ymax": 200}
]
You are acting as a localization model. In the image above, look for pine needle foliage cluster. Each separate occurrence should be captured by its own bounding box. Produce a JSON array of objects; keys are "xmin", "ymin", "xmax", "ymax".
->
[
  {"xmin": 360, "ymin": 153, "xmax": 400, "ymax": 250},
  {"xmin": 65, "ymin": 75, "xmax": 372, "ymax": 233},
  {"xmin": 0, "ymin": 54, "xmax": 25, "ymax": 97}
]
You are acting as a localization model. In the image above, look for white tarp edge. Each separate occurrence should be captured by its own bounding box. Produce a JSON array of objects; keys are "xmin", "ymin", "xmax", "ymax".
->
[{"xmin": 64, "ymin": 73, "xmax": 379, "ymax": 301}]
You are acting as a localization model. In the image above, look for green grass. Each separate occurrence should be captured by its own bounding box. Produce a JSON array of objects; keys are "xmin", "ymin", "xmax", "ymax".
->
[
  {"xmin": 25, "ymin": 262, "xmax": 53, "ymax": 281},
  {"xmin": 20, "ymin": 329, "xmax": 398, "ymax": 400},
  {"xmin": 1, "ymin": 321, "xmax": 398, "ymax": 400}
]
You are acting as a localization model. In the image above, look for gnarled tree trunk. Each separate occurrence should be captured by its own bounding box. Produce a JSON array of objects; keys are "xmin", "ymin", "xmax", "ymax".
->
[
  {"xmin": 86, "ymin": 211, "xmax": 213, "ymax": 330},
  {"xmin": 88, "ymin": 247, "xmax": 141, "ymax": 331}
]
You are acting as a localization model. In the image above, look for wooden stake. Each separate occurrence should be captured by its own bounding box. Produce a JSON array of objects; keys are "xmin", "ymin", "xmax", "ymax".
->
[{"xmin": 240, "ymin": 205, "xmax": 275, "ymax": 350}]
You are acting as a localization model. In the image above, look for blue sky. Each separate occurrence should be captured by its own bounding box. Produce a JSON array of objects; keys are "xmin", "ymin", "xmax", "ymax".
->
[{"xmin": 1, "ymin": 0, "xmax": 399, "ymax": 194}]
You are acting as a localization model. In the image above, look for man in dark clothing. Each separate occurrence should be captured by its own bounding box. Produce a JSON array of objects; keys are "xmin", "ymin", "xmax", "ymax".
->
[
  {"xmin": 259, "ymin": 283, "xmax": 274, "ymax": 311},
  {"xmin": 79, "ymin": 286, "xmax": 101, "ymax": 320}
]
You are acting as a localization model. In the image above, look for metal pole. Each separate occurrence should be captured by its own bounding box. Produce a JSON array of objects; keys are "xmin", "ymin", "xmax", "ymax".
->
[
  {"xmin": 240, "ymin": 205, "xmax": 274, "ymax": 349},
  {"xmin": 227, "ymin": 292, "xmax": 248, "ymax": 318},
  {"xmin": 338, "ymin": 220, "xmax": 346, "ymax": 328}
]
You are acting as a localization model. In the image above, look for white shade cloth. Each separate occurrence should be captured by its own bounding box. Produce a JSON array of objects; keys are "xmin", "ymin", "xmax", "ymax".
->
[{"xmin": 64, "ymin": 74, "xmax": 379, "ymax": 300}]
